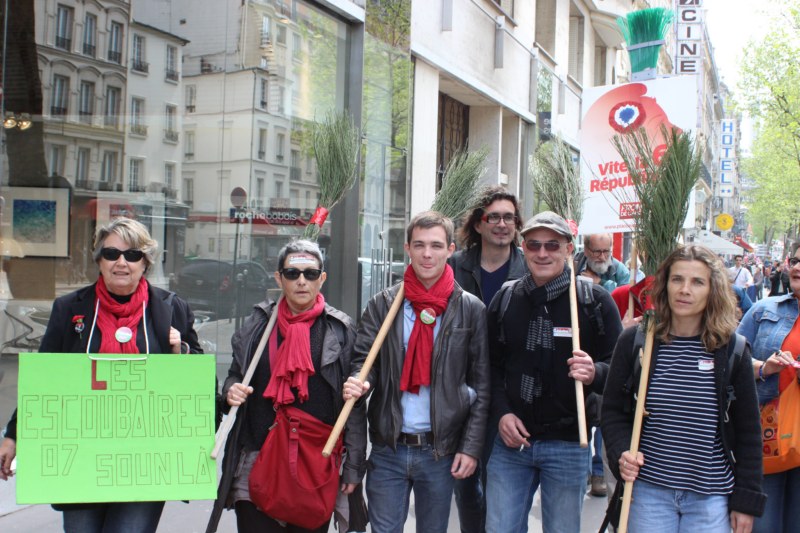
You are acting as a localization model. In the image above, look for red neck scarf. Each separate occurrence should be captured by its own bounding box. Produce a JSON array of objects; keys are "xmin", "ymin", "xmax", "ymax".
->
[
  {"xmin": 400, "ymin": 264, "xmax": 454, "ymax": 394},
  {"xmin": 264, "ymin": 293, "xmax": 326, "ymax": 405},
  {"xmin": 94, "ymin": 277, "xmax": 150, "ymax": 354}
]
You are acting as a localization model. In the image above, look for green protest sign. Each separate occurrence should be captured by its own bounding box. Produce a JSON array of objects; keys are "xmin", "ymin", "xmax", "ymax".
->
[{"xmin": 16, "ymin": 353, "xmax": 217, "ymax": 504}]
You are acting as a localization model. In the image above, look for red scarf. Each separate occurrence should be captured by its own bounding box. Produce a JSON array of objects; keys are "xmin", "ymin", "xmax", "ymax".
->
[
  {"xmin": 264, "ymin": 294, "xmax": 326, "ymax": 405},
  {"xmin": 400, "ymin": 264, "xmax": 454, "ymax": 394},
  {"xmin": 94, "ymin": 277, "xmax": 150, "ymax": 354}
]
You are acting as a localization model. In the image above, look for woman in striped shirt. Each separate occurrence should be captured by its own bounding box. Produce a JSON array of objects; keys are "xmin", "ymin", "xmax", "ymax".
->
[{"xmin": 602, "ymin": 245, "xmax": 765, "ymax": 533}]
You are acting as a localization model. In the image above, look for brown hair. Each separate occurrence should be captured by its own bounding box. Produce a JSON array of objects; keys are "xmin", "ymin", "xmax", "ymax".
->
[
  {"xmin": 458, "ymin": 185, "xmax": 521, "ymax": 249},
  {"xmin": 651, "ymin": 244, "xmax": 738, "ymax": 351},
  {"xmin": 406, "ymin": 211, "xmax": 454, "ymax": 245}
]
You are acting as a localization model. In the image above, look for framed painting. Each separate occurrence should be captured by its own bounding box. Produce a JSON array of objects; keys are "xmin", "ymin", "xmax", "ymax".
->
[{"xmin": 0, "ymin": 186, "xmax": 70, "ymax": 257}]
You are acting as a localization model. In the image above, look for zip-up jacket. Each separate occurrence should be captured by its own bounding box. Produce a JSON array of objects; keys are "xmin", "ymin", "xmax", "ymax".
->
[
  {"xmin": 449, "ymin": 244, "xmax": 527, "ymax": 303},
  {"xmin": 350, "ymin": 282, "xmax": 490, "ymax": 462}
]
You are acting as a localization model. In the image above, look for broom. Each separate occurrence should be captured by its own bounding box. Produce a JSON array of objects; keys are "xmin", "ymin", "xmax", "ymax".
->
[
  {"xmin": 610, "ymin": 125, "xmax": 702, "ymax": 533},
  {"xmin": 529, "ymin": 135, "xmax": 589, "ymax": 447},
  {"xmin": 617, "ymin": 8, "xmax": 673, "ymax": 82}
]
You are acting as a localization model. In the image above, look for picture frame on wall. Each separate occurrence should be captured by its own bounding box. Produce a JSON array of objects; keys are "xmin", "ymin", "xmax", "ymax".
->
[{"xmin": 0, "ymin": 186, "xmax": 71, "ymax": 258}]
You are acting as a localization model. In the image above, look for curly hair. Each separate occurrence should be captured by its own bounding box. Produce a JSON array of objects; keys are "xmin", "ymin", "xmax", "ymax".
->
[
  {"xmin": 93, "ymin": 217, "xmax": 158, "ymax": 270},
  {"xmin": 458, "ymin": 185, "xmax": 521, "ymax": 249},
  {"xmin": 651, "ymin": 244, "xmax": 738, "ymax": 352}
]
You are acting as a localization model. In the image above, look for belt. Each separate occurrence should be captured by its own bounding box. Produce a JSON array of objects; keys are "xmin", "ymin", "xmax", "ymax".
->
[{"xmin": 397, "ymin": 432, "xmax": 434, "ymax": 447}]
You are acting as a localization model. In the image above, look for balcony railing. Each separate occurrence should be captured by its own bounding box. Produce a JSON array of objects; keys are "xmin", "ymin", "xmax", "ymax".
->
[
  {"xmin": 129, "ymin": 184, "xmax": 146, "ymax": 193},
  {"xmin": 51, "ymin": 106, "xmax": 67, "ymax": 117},
  {"xmin": 260, "ymin": 100, "xmax": 268, "ymax": 109},
  {"xmin": 108, "ymin": 50, "xmax": 122, "ymax": 63},
  {"xmin": 186, "ymin": 104, "xmax": 196, "ymax": 113},
  {"xmin": 83, "ymin": 43, "xmax": 96, "ymax": 57},
  {"xmin": 130, "ymin": 124, "xmax": 148, "ymax": 136},
  {"xmin": 55, "ymin": 36, "xmax": 71, "ymax": 50},
  {"xmin": 132, "ymin": 59, "xmax": 149, "ymax": 73},
  {"xmin": 78, "ymin": 110, "xmax": 92, "ymax": 124},
  {"xmin": 165, "ymin": 69, "xmax": 179, "ymax": 82},
  {"xmin": 164, "ymin": 130, "xmax": 179, "ymax": 143},
  {"xmin": 185, "ymin": 152, "xmax": 195, "ymax": 161},
  {"xmin": 104, "ymin": 115, "xmax": 119, "ymax": 128}
]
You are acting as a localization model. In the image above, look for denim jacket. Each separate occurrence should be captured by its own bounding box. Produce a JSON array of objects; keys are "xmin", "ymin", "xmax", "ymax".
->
[{"xmin": 737, "ymin": 293, "xmax": 800, "ymax": 404}]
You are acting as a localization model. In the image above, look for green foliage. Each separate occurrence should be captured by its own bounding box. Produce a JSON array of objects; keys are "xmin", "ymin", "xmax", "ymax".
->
[
  {"xmin": 432, "ymin": 146, "xmax": 489, "ymax": 221},
  {"xmin": 612, "ymin": 127, "xmax": 701, "ymax": 276},
  {"xmin": 529, "ymin": 137, "xmax": 584, "ymax": 224},
  {"xmin": 302, "ymin": 110, "xmax": 360, "ymax": 241},
  {"xmin": 617, "ymin": 8, "xmax": 673, "ymax": 73}
]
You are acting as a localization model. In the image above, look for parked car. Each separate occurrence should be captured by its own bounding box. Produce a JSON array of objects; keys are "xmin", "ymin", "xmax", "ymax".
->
[{"xmin": 170, "ymin": 259, "xmax": 276, "ymax": 319}]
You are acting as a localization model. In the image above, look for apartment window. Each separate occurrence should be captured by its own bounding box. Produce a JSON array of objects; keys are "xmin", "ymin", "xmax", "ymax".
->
[
  {"xmin": 276, "ymin": 133, "xmax": 285, "ymax": 161},
  {"xmin": 55, "ymin": 5, "xmax": 73, "ymax": 50},
  {"xmin": 305, "ymin": 191, "xmax": 311, "ymax": 209},
  {"xmin": 51, "ymin": 75, "xmax": 69, "ymax": 116},
  {"xmin": 256, "ymin": 176, "xmax": 265, "ymax": 208},
  {"xmin": 76, "ymin": 147, "xmax": 90, "ymax": 186},
  {"xmin": 165, "ymin": 46, "xmax": 178, "ymax": 81},
  {"xmin": 277, "ymin": 25, "xmax": 287, "ymax": 45},
  {"xmin": 182, "ymin": 177, "xmax": 194, "ymax": 205},
  {"xmin": 185, "ymin": 85, "xmax": 196, "ymax": 112},
  {"xmin": 129, "ymin": 159, "xmax": 143, "ymax": 191},
  {"xmin": 130, "ymin": 98, "xmax": 146, "ymax": 135},
  {"xmin": 290, "ymin": 150, "xmax": 300, "ymax": 181},
  {"xmin": 275, "ymin": 180, "xmax": 283, "ymax": 198},
  {"xmin": 261, "ymin": 16, "xmax": 271, "ymax": 45},
  {"xmin": 277, "ymin": 86, "xmax": 285, "ymax": 114},
  {"xmin": 258, "ymin": 128, "xmax": 267, "ymax": 159},
  {"xmin": 48, "ymin": 144, "xmax": 66, "ymax": 177},
  {"xmin": 164, "ymin": 163, "xmax": 175, "ymax": 188},
  {"xmin": 104, "ymin": 86, "xmax": 121, "ymax": 127},
  {"xmin": 78, "ymin": 81, "xmax": 94, "ymax": 122},
  {"xmin": 260, "ymin": 79, "xmax": 268, "ymax": 109},
  {"xmin": 568, "ymin": 15, "xmax": 584, "ymax": 84},
  {"xmin": 292, "ymin": 33, "xmax": 301, "ymax": 59},
  {"xmin": 83, "ymin": 13, "xmax": 96, "ymax": 56},
  {"xmin": 101, "ymin": 151, "xmax": 118, "ymax": 183},
  {"xmin": 184, "ymin": 131, "xmax": 195, "ymax": 159},
  {"xmin": 164, "ymin": 105, "xmax": 178, "ymax": 142},
  {"xmin": 208, "ymin": 238, "xmax": 215, "ymax": 253},
  {"xmin": 108, "ymin": 22, "xmax": 123, "ymax": 63},
  {"xmin": 132, "ymin": 35, "xmax": 148, "ymax": 73}
]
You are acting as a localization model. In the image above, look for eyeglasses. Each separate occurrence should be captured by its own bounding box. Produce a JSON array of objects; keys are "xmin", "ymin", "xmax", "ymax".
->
[
  {"xmin": 789, "ymin": 258, "xmax": 800, "ymax": 268},
  {"xmin": 524, "ymin": 240, "xmax": 565, "ymax": 252},
  {"xmin": 481, "ymin": 212, "xmax": 518, "ymax": 225},
  {"xmin": 280, "ymin": 268, "xmax": 323, "ymax": 281},
  {"xmin": 588, "ymin": 247, "xmax": 612, "ymax": 257},
  {"xmin": 100, "ymin": 247, "xmax": 145, "ymax": 262}
]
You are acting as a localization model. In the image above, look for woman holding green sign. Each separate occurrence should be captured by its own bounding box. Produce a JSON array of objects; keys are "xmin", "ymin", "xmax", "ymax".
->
[{"xmin": 0, "ymin": 217, "xmax": 202, "ymax": 533}]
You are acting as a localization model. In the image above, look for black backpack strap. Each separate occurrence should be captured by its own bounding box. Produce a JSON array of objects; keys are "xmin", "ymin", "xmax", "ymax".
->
[
  {"xmin": 576, "ymin": 277, "xmax": 605, "ymax": 336},
  {"xmin": 495, "ymin": 279, "xmax": 520, "ymax": 344},
  {"xmin": 622, "ymin": 325, "xmax": 647, "ymax": 414},
  {"xmin": 724, "ymin": 333, "xmax": 746, "ymax": 422}
]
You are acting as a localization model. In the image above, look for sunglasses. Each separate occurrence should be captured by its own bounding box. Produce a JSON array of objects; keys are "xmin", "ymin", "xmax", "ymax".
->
[
  {"xmin": 280, "ymin": 268, "xmax": 323, "ymax": 281},
  {"xmin": 789, "ymin": 258, "xmax": 800, "ymax": 268},
  {"xmin": 100, "ymin": 247, "xmax": 145, "ymax": 262},
  {"xmin": 481, "ymin": 212, "xmax": 518, "ymax": 225},
  {"xmin": 525, "ymin": 240, "xmax": 565, "ymax": 252}
]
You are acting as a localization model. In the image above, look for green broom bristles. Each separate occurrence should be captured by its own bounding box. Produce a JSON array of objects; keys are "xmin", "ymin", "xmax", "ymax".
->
[
  {"xmin": 617, "ymin": 8, "xmax": 674, "ymax": 75},
  {"xmin": 529, "ymin": 136, "xmax": 584, "ymax": 226},
  {"xmin": 302, "ymin": 110, "xmax": 360, "ymax": 241},
  {"xmin": 432, "ymin": 146, "xmax": 489, "ymax": 221}
]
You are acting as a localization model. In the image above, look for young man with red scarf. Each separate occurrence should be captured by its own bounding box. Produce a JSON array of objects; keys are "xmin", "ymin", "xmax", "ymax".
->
[
  {"xmin": 344, "ymin": 211, "xmax": 490, "ymax": 533},
  {"xmin": 207, "ymin": 240, "xmax": 365, "ymax": 533}
]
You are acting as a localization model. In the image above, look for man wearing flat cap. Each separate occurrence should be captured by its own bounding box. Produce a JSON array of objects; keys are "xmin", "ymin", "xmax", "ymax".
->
[{"xmin": 484, "ymin": 211, "xmax": 622, "ymax": 533}]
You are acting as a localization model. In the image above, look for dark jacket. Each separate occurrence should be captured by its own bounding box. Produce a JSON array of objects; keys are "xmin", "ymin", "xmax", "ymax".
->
[
  {"xmin": 449, "ymin": 244, "xmax": 527, "ymax": 304},
  {"xmin": 770, "ymin": 268, "xmax": 790, "ymax": 296},
  {"xmin": 351, "ymin": 282, "xmax": 490, "ymax": 461},
  {"xmin": 4, "ymin": 282, "xmax": 202, "ymax": 440},
  {"xmin": 206, "ymin": 301, "xmax": 362, "ymax": 533},
  {"xmin": 601, "ymin": 327, "xmax": 766, "ymax": 517}
]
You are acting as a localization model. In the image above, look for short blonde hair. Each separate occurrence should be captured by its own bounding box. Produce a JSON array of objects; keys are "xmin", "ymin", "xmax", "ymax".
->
[{"xmin": 92, "ymin": 217, "xmax": 158, "ymax": 269}]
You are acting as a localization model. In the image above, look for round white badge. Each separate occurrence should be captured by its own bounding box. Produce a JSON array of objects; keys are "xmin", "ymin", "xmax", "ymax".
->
[{"xmin": 115, "ymin": 326, "xmax": 133, "ymax": 343}]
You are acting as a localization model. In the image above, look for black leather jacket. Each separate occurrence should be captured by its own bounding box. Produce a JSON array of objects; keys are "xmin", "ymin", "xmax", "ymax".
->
[
  {"xmin": 350, "ymin": 282, "xmax": 490, "ymax": 463},
  {"xmin": 449, "ymin": 244, "xmax": 527, "ymax": 304}
]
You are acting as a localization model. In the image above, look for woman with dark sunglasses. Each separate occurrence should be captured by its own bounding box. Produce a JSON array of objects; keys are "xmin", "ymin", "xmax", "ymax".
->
[{"xmin": 0, "ymin": 217, "xmax": 202, "ymax": 533}]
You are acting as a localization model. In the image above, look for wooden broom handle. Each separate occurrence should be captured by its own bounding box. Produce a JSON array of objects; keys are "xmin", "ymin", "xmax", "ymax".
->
[{"xmin": 568, "ymin": 266, "xmax": 589, "ymax": 448}]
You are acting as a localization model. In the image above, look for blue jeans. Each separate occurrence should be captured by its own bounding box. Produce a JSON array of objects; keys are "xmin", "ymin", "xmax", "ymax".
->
[
  {"xmin": 589, "ymin": 428, "xmax": 604, "ymax": 477},
  {"xmin": 366, "ymin": 443, "xmax": 455, "ymax": 533},
  {"xmin": 453, "ymin": 419, "xmax": 497, "ymax": 533},
  {"xmin": 62, "ymin": 501, "xmax": 165, "ymax": 533},
  {"xmin": 753, "ymin": 468, "xmax": 800, "ymax": 533},
  {"xmin": 627, "ymin": 479, "xmax": 729, "ymax": 533},
  {"xmin": 485, "ymin": 436, "xmax": 586, "ymax": 533}
]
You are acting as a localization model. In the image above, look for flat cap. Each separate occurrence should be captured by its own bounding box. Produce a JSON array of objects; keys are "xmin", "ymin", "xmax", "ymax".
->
[{"xmin": 520, "ymin": 211, "xmax": 573, "ymax": 239}]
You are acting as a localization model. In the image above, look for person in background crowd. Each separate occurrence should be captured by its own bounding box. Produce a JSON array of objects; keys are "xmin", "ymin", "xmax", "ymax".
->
[
  {"xmin": 729, "ymin": 254, "xmax": 754, "ymax": 290},
  {"xmin": 574, "ymin": 233, "xmax": 631, "ymax": 292},
  {"xmin": 738, "ymin": 243, "xmax": 800, "ymax": 533},
  {"xmin": 345, "ymin": 211, "xmax": 490, "ymax": 533},
  {"xmin": 752, "ymin": 263, "xmax": 765, "ymax": 301},
  {"xmin": 485, "ymin": 212, "xmax": 622, "ymax": 533},
  {"xmin": 207, "ymin": 239, "xmax": 364, "ymax": 533},
  {"xmin": 448, "ymin": 185, "xmax": 526, "ymax": 533},
  {"xmin": 604, "ymin": 244, "xmax": 765, "ymax": 533},
  {"xmin": 770, "ymin": 260, "xmax": 790, "ymax": 297},
  {"xmin": 0, "ymin": 217, "xmax": 203, "ymax": 533}
]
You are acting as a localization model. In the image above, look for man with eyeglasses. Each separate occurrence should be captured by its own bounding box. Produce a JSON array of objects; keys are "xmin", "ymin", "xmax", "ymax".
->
[
  {"xmin": 484, "ymin": 211, "xmax": 622, "ymax": 533},
  {"xmin": 344, "ymin": 211, "xmax": 490, "ymax": 533},
  {"xmin": 574, "ymin": 233, "xmax": 631, "ymax": 292},
  {"xmin": 448, "ymin": 185, "xmax": 527, "ymax": 533}
]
